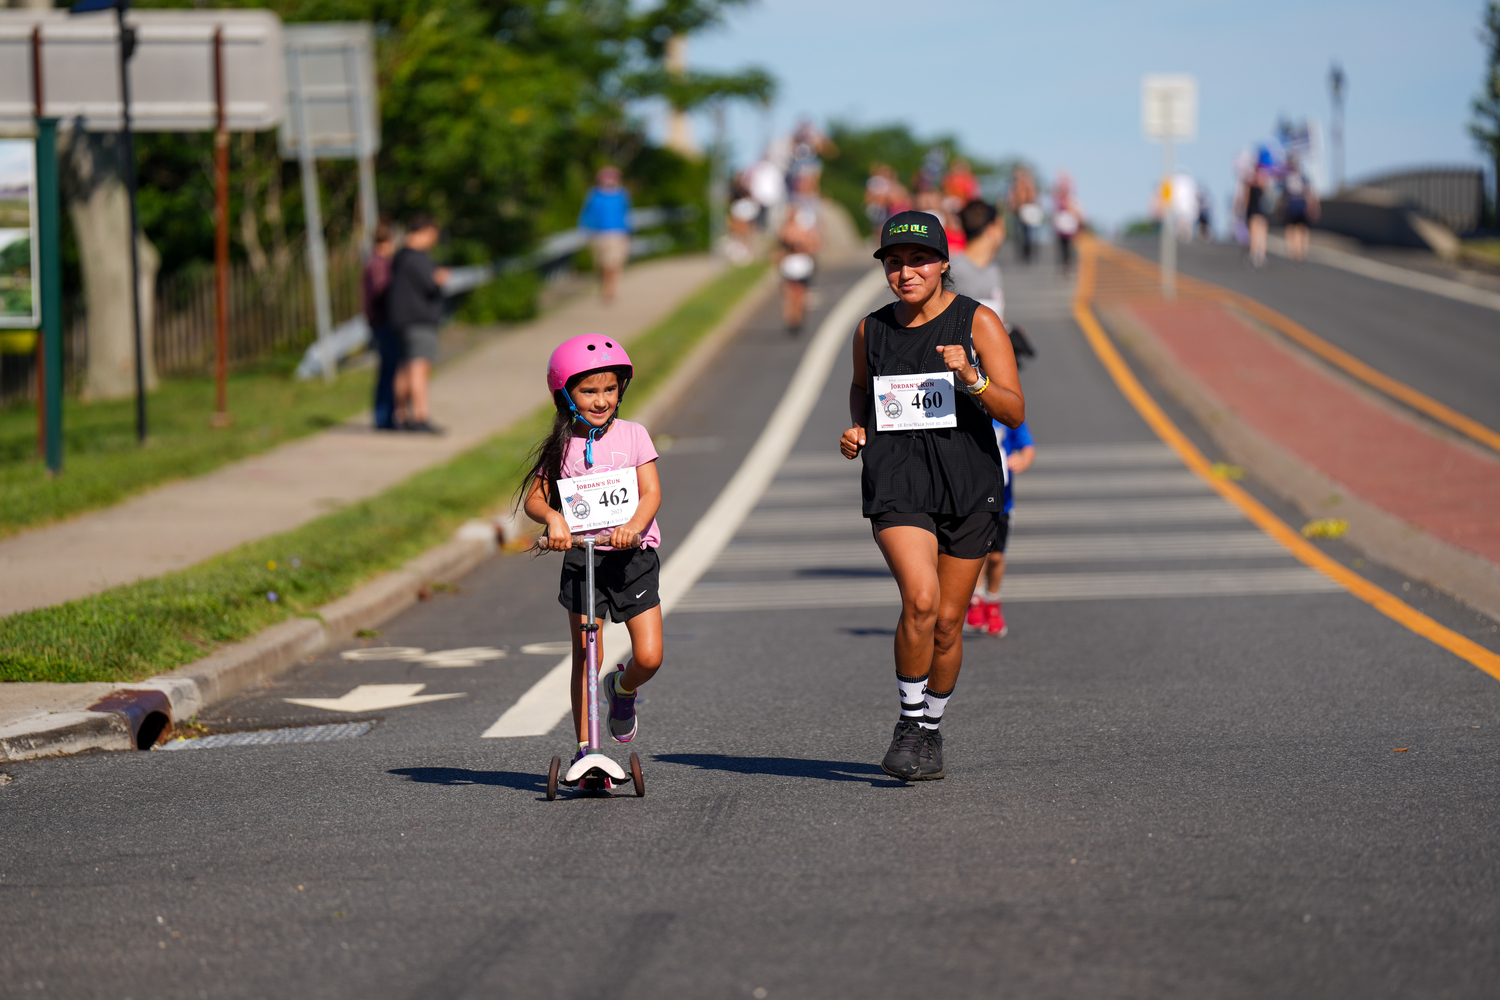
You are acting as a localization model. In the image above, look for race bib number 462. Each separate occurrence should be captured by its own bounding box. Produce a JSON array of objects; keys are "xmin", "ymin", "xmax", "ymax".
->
[
  {"xmin": 873, "ymin": 372, "xmax": 957, "ymax": 432},
  {"xmin": 556, "ymin": 466, "xmax": 640, "ymax": 533}
]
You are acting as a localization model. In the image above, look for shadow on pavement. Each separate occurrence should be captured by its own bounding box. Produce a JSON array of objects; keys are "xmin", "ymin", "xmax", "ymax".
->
[
  {"xmin": 388, "ymin": 766, "xmax": 545, "ymax": 793},
  {"xmin": 841, "ymin": 627, "xmax": 897, "ymax": 636},
  {"xmin": 654, "ymin": 753, "xmax": 905, "ymax": 787}
]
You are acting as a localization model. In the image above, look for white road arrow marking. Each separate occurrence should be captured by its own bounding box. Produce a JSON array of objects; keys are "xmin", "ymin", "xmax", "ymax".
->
[{"xmin": 284, "ymin": 684, "xmax": 466, "ymax": 713}]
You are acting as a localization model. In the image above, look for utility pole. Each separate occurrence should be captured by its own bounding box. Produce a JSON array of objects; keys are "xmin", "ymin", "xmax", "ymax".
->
[
  {"xmin": 1329, "ymin": 62, "xmax": 1346, "ymax": 192},
  {"xmin": 1159, "ymin": 93, "xmax": 1176, "ymax": 301}
]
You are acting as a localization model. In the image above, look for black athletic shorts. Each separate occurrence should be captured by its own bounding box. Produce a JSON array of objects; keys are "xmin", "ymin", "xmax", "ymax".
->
[
  {"xmin": 992, "ymin": 511, "xmax": 1011, "ymax": 553},
  {"xmin": 558, "ymin": 546, "xmax": 661, "ymax": 623},
  {"xmin": 868, "ymin": 510, "xmax": 997, "ymax": 560}
]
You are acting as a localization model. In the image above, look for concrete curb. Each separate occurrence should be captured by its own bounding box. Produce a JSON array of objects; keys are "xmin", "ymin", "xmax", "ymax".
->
[
  {"xmin": 0, "ymin": 524, "xmax": 496, "ymax": 764},
  {"xmin": 1099, "ymin": 303, "xmax": 1500, "ymax": 623},
  {"xmin": 1, "ymin": 259, "xmax": 775, "ymax": 764}
]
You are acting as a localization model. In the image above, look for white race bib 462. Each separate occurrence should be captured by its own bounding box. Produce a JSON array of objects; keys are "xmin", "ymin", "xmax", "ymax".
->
[
  {"xmin": 873, "ymin": 372, "xmax": 958, "ymax": 432},
  {"xmin": 556, "ymin": 466, "xmax": 640, "ymax": 533}
]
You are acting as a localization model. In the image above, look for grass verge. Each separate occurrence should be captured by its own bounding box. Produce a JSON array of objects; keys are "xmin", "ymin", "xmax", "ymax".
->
[
  {"xmin": 0, "ymin": 357, "xmax": 375, "ymax": 538},
  {"xmin": 0, "ymin": 262, "xmax": 767, "ymax": 683}
]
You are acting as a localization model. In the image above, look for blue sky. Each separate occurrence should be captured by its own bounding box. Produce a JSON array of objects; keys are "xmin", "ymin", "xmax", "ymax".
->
[{"xmin": 678, "ymin": 0, "xmax": 1493, "ymax": 229}]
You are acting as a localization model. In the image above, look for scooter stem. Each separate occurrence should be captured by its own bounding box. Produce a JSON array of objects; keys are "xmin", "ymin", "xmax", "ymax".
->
[{"xmin": 582, "ymin": 535, "xmax": 600, "ymax": 752}]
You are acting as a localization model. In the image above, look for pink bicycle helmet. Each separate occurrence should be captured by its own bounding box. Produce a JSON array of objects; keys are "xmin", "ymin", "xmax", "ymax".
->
[{"xmin": 546, "ymin": 334, "xmax": 633, "ymax": 396}]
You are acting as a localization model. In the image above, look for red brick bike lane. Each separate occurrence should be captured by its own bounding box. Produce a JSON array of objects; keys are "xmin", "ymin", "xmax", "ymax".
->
[{"xmin": 1121, "ymin": 299, "xmax": 1500, "ymax": 568}]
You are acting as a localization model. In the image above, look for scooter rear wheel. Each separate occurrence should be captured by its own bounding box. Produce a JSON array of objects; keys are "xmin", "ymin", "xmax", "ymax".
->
[
  {"xmin": 629, "ymin": 751, "xmax": 645, "ymax": 797},
  {"xmin": 546, "ymin": 755, "xmax": 561, "ymax": 801}
]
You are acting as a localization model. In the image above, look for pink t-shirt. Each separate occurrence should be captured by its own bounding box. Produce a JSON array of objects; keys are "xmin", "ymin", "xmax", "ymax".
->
[{"xmin": 558, "ymin": 419, "xmax": 661, "ymax": 550}]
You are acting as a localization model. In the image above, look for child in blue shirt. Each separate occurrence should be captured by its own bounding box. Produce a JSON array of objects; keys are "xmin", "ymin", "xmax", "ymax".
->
[{"xmin": 966, "ymin": 419, "xmax": 1034, "ymax": 636}]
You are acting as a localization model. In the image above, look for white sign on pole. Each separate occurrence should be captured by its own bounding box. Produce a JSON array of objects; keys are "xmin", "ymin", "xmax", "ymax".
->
[
  {"xmin": 278, "ymin": 23, "xmax": 379, "ymax": 160},
  {"xmin": 0, "ymin": 139, "xmax": 38, "ymax": 329},
  {"xmin": 1141, "ymin": 74, "xmax": 1197, "ymax": 142},
  {"xmin": 0, "ymin": 10, "xmax": 284, "ymax": 133}
]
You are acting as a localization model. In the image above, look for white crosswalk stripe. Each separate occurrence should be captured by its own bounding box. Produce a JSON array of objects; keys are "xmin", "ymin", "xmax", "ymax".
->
[{"xmin": 679, "ymin": 442, "xmax": 1331, "ymax": 613}]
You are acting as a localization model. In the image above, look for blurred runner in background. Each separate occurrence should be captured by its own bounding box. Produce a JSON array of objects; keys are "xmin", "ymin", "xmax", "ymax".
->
[
  {"xmin": 1244, "ymin": 147, "xmax": 1274, "ymax": 268},
  {"xmin": 1196, "ymin": 183, "xmax": 1213, "ymax": 242},
  {"xmin": 579, "ymin": 166, "xmax": 632, "ymax": 303},
  {"xmin": 1051, "ymin": 172, "xmax": 1083, "ymax": 274},
  {"xmin": 1281, "ymin": 153, "xmax": 1319, "ymax": 261},
  {"xmin": 363, "ymin": 220, "xmax": 400, "ymax": 431},
  {"xmin": 1007, "ymin": 165, "xmax": 1041, "ymax": 263},
  {"xmin": 948, "ymin": 200, "xmax": 1006, "ymax": 320},
  {"xmin": 777, "ymin": 184, "xmax": 821, "ymax": 333}
]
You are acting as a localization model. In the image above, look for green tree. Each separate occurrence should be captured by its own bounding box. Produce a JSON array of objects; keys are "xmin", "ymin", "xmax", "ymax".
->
[
  {"xmin": 133, "ymin": 0, "xmax": 771, "ymax": 276},
  {"xmin": 1472, "ymin": 0, "xmax": 1500, "ymax": 225}
]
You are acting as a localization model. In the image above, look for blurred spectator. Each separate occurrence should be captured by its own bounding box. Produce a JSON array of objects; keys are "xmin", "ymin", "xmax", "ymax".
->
[
  {"xmin": 943, "ymin": 159, "xmax": 982, "ymax": 203},
  {"xmin": 1196, "ymin": 184, "xmax": 1213, "ymax": 242},
  {"xmin": 1008, "ymin": 165, "xmax": 1042, "ymax": 263},
  {"xmin": 1282, "ymin": 153, "xmax": 1319, "ymax": 261},
  {"xmin": 362, "ymin": 220, "xmax": 400, "ymax": 430},
  {"xmin": 579, "ymin": 165, "xmax": 633, "ymax": 303},
  {"xmin": 387, "ymin": 212, "xmax": 450, "ymax": 434},
  {"xmin": 1052, "ymin": 172, "xmax": 1083, "ymax": 274}
]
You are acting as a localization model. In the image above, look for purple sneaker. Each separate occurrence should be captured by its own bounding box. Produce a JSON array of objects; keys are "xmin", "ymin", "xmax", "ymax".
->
[{"xmin": 602, "ymin": 665, "xmax": 638, "ymax": 743}]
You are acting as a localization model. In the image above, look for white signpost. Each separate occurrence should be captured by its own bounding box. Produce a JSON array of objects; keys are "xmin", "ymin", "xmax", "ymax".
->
[
  {"xmin": 0, "ymin": 9, "xmax": 285, "ymax": 440},
  {"xmin": 280, "ymin": 23, "xmax": 381, "ymax": 377},
  {"xmin": 1141, "ymin": 74, "xmax": 1197, "ymax": 300},
  {"xmin": 0, "ymin": 11, "xmax": 284, "ymax": 132}
]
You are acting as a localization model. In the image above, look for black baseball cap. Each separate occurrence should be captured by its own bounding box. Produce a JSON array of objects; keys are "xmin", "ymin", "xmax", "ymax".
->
[{"xmin": 874, "ymin": 210, "xmax": 949, "ymax": 261}]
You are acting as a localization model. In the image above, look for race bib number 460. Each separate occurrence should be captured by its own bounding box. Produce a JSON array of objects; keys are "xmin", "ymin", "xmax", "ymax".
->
[
  {"xmin": 556, "ymin": 466, "xmax": 640, "ymax": 533},
  {"xmin": 873, "ymin": 372, "xmax": 957, "ymax": 432}
]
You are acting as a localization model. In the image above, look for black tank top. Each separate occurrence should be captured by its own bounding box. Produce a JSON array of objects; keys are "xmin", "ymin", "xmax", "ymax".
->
[{"xmin": 860, "ymin": 294, "xmax": 1004, "ymax": 516}]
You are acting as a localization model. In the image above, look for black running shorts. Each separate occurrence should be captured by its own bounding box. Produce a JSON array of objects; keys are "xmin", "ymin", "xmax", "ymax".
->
[
  {"xmin": 558, "ymin": 545, "xmax": 661, "ymax": 623},
  {"xmin": 992, "ymin": 511, "xmax": 1011, "ymax": 553},
  {"xmin": 868, "ymin": 510, "xmax": 997, "ymax": 560}
]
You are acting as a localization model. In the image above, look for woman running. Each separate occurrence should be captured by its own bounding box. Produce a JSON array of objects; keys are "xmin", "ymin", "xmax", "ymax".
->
[
  {"xmin": 523, "ymin": 335, "xmax": 664, "ymax": 768},
  {"xmin": 841, "ymin": 211, "xmax": 1025, "ymax": 781}
]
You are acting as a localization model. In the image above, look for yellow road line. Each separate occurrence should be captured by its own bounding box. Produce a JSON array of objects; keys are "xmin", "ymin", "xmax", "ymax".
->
[
  {"xmin": 1094, "ymin": 242, "xmax": 1500, "ymax": 456},
  {"xmin": 1073, "ymin": 236, "xmax": 1500, "ymax": 683}
]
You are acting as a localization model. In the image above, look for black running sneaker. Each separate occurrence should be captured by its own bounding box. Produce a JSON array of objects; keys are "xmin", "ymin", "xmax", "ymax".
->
[
  {"xmin": 915, "ymin": 727, "xmax": 945, "ymax": 780},
  {"xmin": 881, "ymin": 719, "xmax": 924, "ymax": 780}
]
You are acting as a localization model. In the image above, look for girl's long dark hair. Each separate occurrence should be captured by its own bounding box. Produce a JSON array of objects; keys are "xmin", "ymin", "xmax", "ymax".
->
[{"xmin": 518, "ymin": 367, "xmax": 631, "ymax": 512}]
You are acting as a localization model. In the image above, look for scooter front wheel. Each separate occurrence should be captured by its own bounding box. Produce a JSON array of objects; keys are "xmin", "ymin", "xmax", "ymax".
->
[
  {"xmin": 546, "ymin": 755, "xmax": 561, "ymax": 801},
  {"xmin": 630, "ymin": 751, "xmax": 645, "ymax": 798}
]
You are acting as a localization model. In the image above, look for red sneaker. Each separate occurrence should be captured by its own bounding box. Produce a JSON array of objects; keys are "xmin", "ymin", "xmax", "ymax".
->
[
  {"xmin": 985, "ymin": 601, "xmax": 1008, "ymax": 637},
  {"xmin": 964, "ymin": 594, "xmax": 986, "ymax": 632}
]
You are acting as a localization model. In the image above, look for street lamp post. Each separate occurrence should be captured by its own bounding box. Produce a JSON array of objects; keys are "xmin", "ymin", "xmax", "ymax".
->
[
  {"xmin": 71, "ymin": 0, "xmax": 147, "ymax": 443},
  {"xmin": 1329, "ymin": 62, "xmax": 1346, "ymax": 192}
]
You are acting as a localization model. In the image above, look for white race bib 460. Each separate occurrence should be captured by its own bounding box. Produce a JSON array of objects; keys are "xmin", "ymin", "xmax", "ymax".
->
[
  {"xmin": 873, "ymin": 372, "xmax": 958, "ymax": 432},
  {"xmin": 556, "ymin": 466, "xmax": 640, "ymax": 533}
]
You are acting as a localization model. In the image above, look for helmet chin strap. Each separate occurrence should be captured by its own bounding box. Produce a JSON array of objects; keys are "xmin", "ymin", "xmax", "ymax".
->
[{"xmin": 566, "ymin": 400, "xmax": 608, "ymax": 467}]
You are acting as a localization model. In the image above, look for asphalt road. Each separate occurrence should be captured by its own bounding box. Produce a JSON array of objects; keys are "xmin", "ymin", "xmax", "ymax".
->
[
  {"xmin": 1123, "ymin": 236, "xmax": 1500, "ymax": 438},
  {"xmin": 2, "ymin": 252, "xmax": 1498, "ymax": 1000}
]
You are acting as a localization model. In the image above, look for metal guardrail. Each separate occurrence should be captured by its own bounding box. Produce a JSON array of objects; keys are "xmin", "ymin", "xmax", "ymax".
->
[
  {"xmin": 1352, "ymin": 167, "xmax": 1486, "ymax": 235},
  {"xmin": 294, "ymin": 205, "xmax": 698, "ymax": 379}
]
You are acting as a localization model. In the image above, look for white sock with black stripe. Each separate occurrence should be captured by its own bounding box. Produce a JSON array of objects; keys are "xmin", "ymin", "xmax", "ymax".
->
[
  {"xmin": 920, "ymin": 685, "xmax": 954, "ymax": 730},
  {"xmin": 897, "ymin": 672, "xmax": 928, "ymax": 722}
]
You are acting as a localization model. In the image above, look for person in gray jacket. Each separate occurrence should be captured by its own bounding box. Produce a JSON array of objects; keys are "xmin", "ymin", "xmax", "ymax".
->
[{"xmin": 386, "ymin": 212, "xmax": 449, "ymax": 433}]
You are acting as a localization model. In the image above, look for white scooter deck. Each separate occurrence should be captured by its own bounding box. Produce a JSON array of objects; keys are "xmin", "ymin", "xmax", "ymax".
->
[{"xmin": 563, "ymin": 752, "xmax": 628, "ymax": 786}]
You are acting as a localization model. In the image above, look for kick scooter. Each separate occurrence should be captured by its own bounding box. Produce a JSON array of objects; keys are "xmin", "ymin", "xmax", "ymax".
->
[{"xmin": 546, "ymin": 534, "xmax": 645, "ymax": 800}]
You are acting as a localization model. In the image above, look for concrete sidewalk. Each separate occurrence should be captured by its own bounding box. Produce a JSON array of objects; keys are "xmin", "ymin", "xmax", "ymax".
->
[
  {"xmin": 0, "ymin": 255, "xmax": 723, "ymax": 617},
  {"xmin": 1088, "ymin": 242, "xmax": 1500, "ymax": 621}
]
